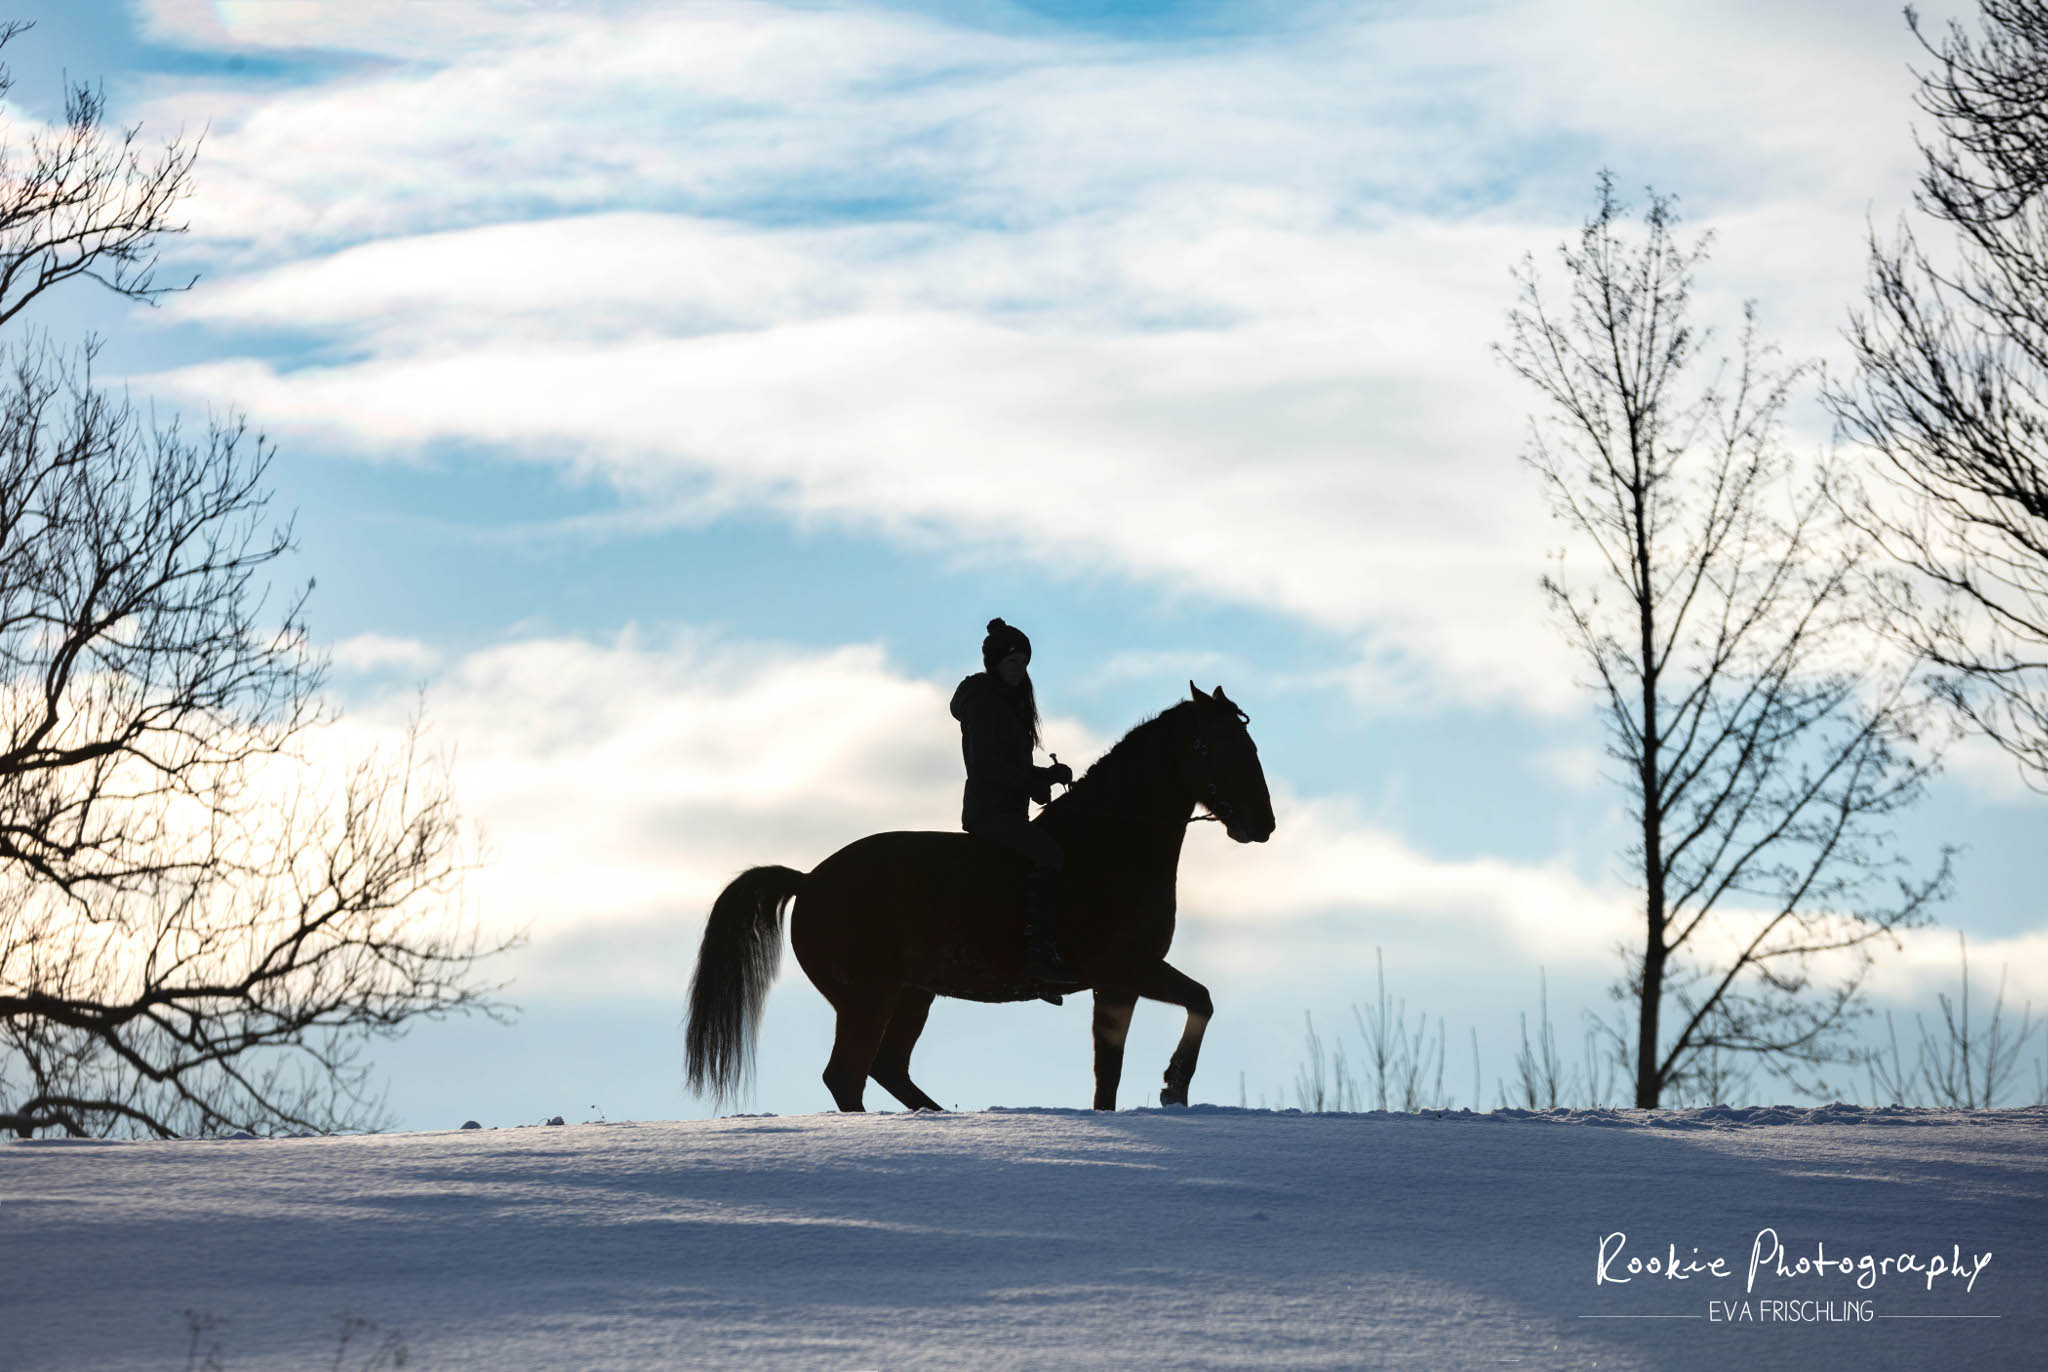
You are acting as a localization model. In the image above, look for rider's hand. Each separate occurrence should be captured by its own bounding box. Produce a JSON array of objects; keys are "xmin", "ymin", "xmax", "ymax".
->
[{"xmin": 1047, "ymin": 762, "xmax": 1074, "ymax": 787}]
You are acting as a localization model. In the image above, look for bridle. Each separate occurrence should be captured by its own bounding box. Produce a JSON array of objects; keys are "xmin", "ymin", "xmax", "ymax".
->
[{"xmin": 1186, "ymin": 701, "xmax": 1252, "ymax": 828}]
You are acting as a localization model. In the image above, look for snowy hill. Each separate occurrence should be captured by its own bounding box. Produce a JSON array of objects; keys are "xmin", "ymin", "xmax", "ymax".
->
[{"xmin": 5, "ymin": 1105, "xmax": 2042, "ymax": 1369}]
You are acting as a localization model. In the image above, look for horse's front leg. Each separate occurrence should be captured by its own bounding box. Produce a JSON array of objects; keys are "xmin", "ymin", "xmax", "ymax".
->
[
  {"xmin": 1091, "ymin": 991, "xmax": 1137, "ymax": 1110},
  {"xmin": 1130, "ymin": 960, "xmax": 1213, "ymax": 1107}
]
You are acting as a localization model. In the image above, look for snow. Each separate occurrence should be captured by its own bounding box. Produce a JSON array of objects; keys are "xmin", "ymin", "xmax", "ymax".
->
[{"xmin": 4, "ymin": 1105, "xmax": 2042, "ymax": 1369}]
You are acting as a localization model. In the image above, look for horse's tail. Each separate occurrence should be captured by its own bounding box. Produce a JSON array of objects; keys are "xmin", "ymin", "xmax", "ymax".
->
[{"xmin": 684, "ymin": 864, "xmax": 806, "ymax": 1109}]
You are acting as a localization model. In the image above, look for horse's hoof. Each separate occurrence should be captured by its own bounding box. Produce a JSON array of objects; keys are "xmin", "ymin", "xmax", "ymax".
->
[{"xmin": 1160, "ymin": 1088, "xmax": 1188, "ymax": 1108}]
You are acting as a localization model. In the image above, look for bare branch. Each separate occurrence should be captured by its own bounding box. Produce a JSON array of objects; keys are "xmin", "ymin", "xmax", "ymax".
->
[
  {"xmin": 0, "ymin": 27, "xmax": 198, "ymax": 327},
  {"xmin": 1501, "ymin": 174, "xmax": 1949, "ymax": 1106},
  {"xmin": 1828, "ymin": 1, "xmax": 2048, "ymax": 789},
  {"xmin": 0, "ymin": 27, "xmax": 515, "ymax": 1137}
]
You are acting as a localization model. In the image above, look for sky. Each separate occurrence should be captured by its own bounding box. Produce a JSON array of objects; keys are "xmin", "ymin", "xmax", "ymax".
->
[{"xmin": 3, "ymin": 0, "xmax": 2043, "ymax": 1127}]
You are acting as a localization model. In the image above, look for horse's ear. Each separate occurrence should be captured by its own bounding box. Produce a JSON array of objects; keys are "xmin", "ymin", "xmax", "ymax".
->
[
  {"xmin": 1189, "ymin": 680, "xmax": 1208, "ymax": 702},
  {"xmin": 1212, "ymin": 684, "xmax": 1230, "ymax": 705}
]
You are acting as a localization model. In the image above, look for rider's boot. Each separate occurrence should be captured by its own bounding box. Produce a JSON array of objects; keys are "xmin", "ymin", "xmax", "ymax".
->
[{"xmin": 1023, "ymin": 866, "xmax": 1080, "ymax": 992}]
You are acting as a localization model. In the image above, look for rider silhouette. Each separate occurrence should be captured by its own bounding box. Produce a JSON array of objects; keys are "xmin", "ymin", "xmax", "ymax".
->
[{"xmin": 950, "ymin": 618, "xmax": 1078, "ymax": 989}]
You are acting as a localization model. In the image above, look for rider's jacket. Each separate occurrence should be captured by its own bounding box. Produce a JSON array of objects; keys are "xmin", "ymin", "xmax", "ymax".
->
[{"xmin": 950, "ymin": 672, "xmax": 1052, "ymax": 828}]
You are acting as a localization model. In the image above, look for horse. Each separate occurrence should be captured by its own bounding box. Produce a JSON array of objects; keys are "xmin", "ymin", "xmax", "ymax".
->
[{"xmin": 683, "ymin": 682, "xmax": 1274, "ymax": 1112}]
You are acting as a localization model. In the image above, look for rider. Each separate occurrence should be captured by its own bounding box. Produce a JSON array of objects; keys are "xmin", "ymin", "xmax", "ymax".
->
[{"xmin": 950, "ymin": 618, "xmax": 1078, "ymax": 987}]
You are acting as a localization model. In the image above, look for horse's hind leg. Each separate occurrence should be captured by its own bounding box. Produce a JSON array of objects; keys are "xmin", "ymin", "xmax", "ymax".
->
[
  {"xmin": 822, "ymin": 998, "xmax": 893, "ymax": 1112},
  {"xmin": 869, "ymin": 987, "xmax": 944, "ymax": 1112},
  {"xmin": 1131, "ymin": 960, "xmax": 1213, "ymax": 1107}
]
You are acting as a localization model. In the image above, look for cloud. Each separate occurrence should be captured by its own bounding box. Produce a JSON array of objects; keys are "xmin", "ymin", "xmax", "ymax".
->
[
  {"xmin": 1178, "ymin": 788, "xmax": 1638, "ymax": 966},
  {"xmin": 330, "ymin": 633, "xmax": 441, "ymax": 674},
  {"xmin": 1527, "ymin": 742, "xmax": 1609, "ymax": 793},
  {"xmin": 149, "ymin": 210, "xmax": 1575, "ymax": 712},
  {"xmin": 1083, "ymin": 647, "xmax": 1241, "ymax": 693},
  {"xmin": 1863, "ymin": 925, "xmax": 2048, "ymax": 1009},
  {"xmin": 367, "ymin": 631, "xmax": 984, "ymax": 952},
  {"xmin": 136, "ymin": 0, "xmax": 586, "ymax": 61},
  {"xmin": 275, "ymin": 624, "xmax": 2046, "ymax": 1103},
  {"xmin": 130, "ymin": 2, "xmax": 1054, "ymax": 258},
  {"xmin": 314, "ymin": 627, "xmax": 1647, "ymax": 997},
  {"xmin": 122, "ymin": 0, "xmax": 1963, "ymax": 720},
  {"xmin": 127, "ymin": 0, "xmax": 1947, "ymax": 257},
  {"xmin": 1938, "ymin": 733, "xmax": 2046, "ymax": 807}
]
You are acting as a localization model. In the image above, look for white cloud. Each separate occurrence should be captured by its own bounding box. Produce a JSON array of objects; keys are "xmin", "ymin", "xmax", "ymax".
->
[
  {"xmin": 1180, "ymin": 788, "xmax": 1636, "ymax": 963},
  {"xmin": 318, "ymin": 628, "xmax": 1645, "ymax": 995},
  {"xmin": 1528, "ymin": 743, "xmax": 1608, "ymax": 792},
  {"xmin": 149, "ymin": 209, "xmax": 1576, "ymax": 712},
  {"xmin": 130, "ymin": 2, "xmax": 1052, "ymax": 258},
  {"xmin": 128, "ymin": 0, "xmax": 1956, "ymax": 258},
  {"xmin": 323, "ymin": 630, "xmax": 1024, "ymax": 963},
  {"xmin": 1083, "ymin": 647, "xmax": 1240, "ymax": 692},
  {"xmin": 297, "ymin": 362, "xmax": 1530, "ymax": 684},
  {"xmin": 136, "ymin": 0, "xmax": 585, "ymax": 61},
  {"xmin": 1863, "ymin": 926, "xmax": 2048, "ymax": 1009},
  {"xmin": 119, "ymin": 0, "xmax": 1977, "ymax": 720},
  {"xmin": 286, "ymin": 624, "xmax": 2046, "ymax": 1077},
  {"xmin": 1939, "ymin": 733, "xmax": 2047, "ymax": 807},
  {"xmin": 331, "ymin": 632, "xmax": 441, "ymax": 674}
]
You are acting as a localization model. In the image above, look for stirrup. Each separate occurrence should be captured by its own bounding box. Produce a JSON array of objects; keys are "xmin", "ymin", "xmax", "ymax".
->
[{"xmin": 1025, "ymin": 946, "xmax": 1081, "ymax": 987}]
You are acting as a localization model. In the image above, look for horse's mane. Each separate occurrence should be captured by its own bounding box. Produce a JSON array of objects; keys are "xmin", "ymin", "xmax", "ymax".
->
[{"xmin": 1039, "ymin": 699, "xmax": 1197, "ymax": 826}]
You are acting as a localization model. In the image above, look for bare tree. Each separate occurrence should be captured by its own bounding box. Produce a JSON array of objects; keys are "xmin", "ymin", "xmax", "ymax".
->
[
  {"xmin": 1290, "ymin": 950, "xmax": 1452, "ymax": 1113},
  {"xmin": 1827, "ymin": 2, "xmax": 2048, "ymax": 788},
  {"xmin": 1349, "ymin": 948, "xmax": 1447, "ymax": 1111},
  {"xmin": 0, "ymin": 26, "xmax": 510, "ymax": 1138},
  {"xmin": 1498, "ymin": 174, "xmax": 1951, "ymax": 1108},
  {"xmin": 1507, "ymin": 969, "xmax": 1580, "ymax": 1108},
  {"xmin": 0, "ymin": 20, "xmax": 198, "ymax": 327},
  {"xmin": 1868, "ymin": 932, "xmax": 2039, "ymax": 1107},
  {"xmin": 1293, "ymin": 1011, "xmax": 1354, "ymax": 1112}
]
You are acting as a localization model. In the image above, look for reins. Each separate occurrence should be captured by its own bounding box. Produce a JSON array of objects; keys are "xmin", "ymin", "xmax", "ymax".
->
[
  {"xmin": 1185, "ymin": 701, "xmax": 1251, "ymax": 827},
  {"xmin": 1047, "ymin": 698, "xmax": 1253, "ymax": 828}
]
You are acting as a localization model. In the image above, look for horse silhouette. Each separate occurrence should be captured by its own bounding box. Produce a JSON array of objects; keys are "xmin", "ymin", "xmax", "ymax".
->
[{"xmin": 684, "ymin": 682, "xmax": 1274, "ymax": 1112}]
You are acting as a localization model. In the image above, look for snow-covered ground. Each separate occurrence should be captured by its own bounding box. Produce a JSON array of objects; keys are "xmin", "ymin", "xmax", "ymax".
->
[{"xmin": 4, "ymin": 1104, "xmax": 2041, "ymax": 1369}]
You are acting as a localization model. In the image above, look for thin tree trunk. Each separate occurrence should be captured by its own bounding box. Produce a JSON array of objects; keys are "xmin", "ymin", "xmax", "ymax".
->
[{"xmin": 1635, "ymin": 467, "xmax": 1667, "ymax": 1108}]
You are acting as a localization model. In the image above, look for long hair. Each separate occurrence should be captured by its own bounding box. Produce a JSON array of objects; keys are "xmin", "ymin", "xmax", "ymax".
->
[{"xmin": 993, "ymin": 668, "xmax": 1041, "ymax": 750}]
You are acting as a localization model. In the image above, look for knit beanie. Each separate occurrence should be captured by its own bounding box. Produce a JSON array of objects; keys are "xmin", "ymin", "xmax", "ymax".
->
[{"xmin": 981, "ymin": 617, "xmax": 1032, "ymax": 671}]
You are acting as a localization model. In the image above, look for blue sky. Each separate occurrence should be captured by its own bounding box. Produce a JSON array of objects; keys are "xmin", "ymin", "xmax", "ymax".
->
[{"xmin": 9, "ymin": 0, "xmax": 2041, "ymax": 1125}]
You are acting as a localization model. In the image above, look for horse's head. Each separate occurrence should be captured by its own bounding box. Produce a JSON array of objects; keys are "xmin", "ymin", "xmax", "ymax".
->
[{"xmin": 1184, "ymin": 681, "xmax": 1275, "ymax": 843}]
